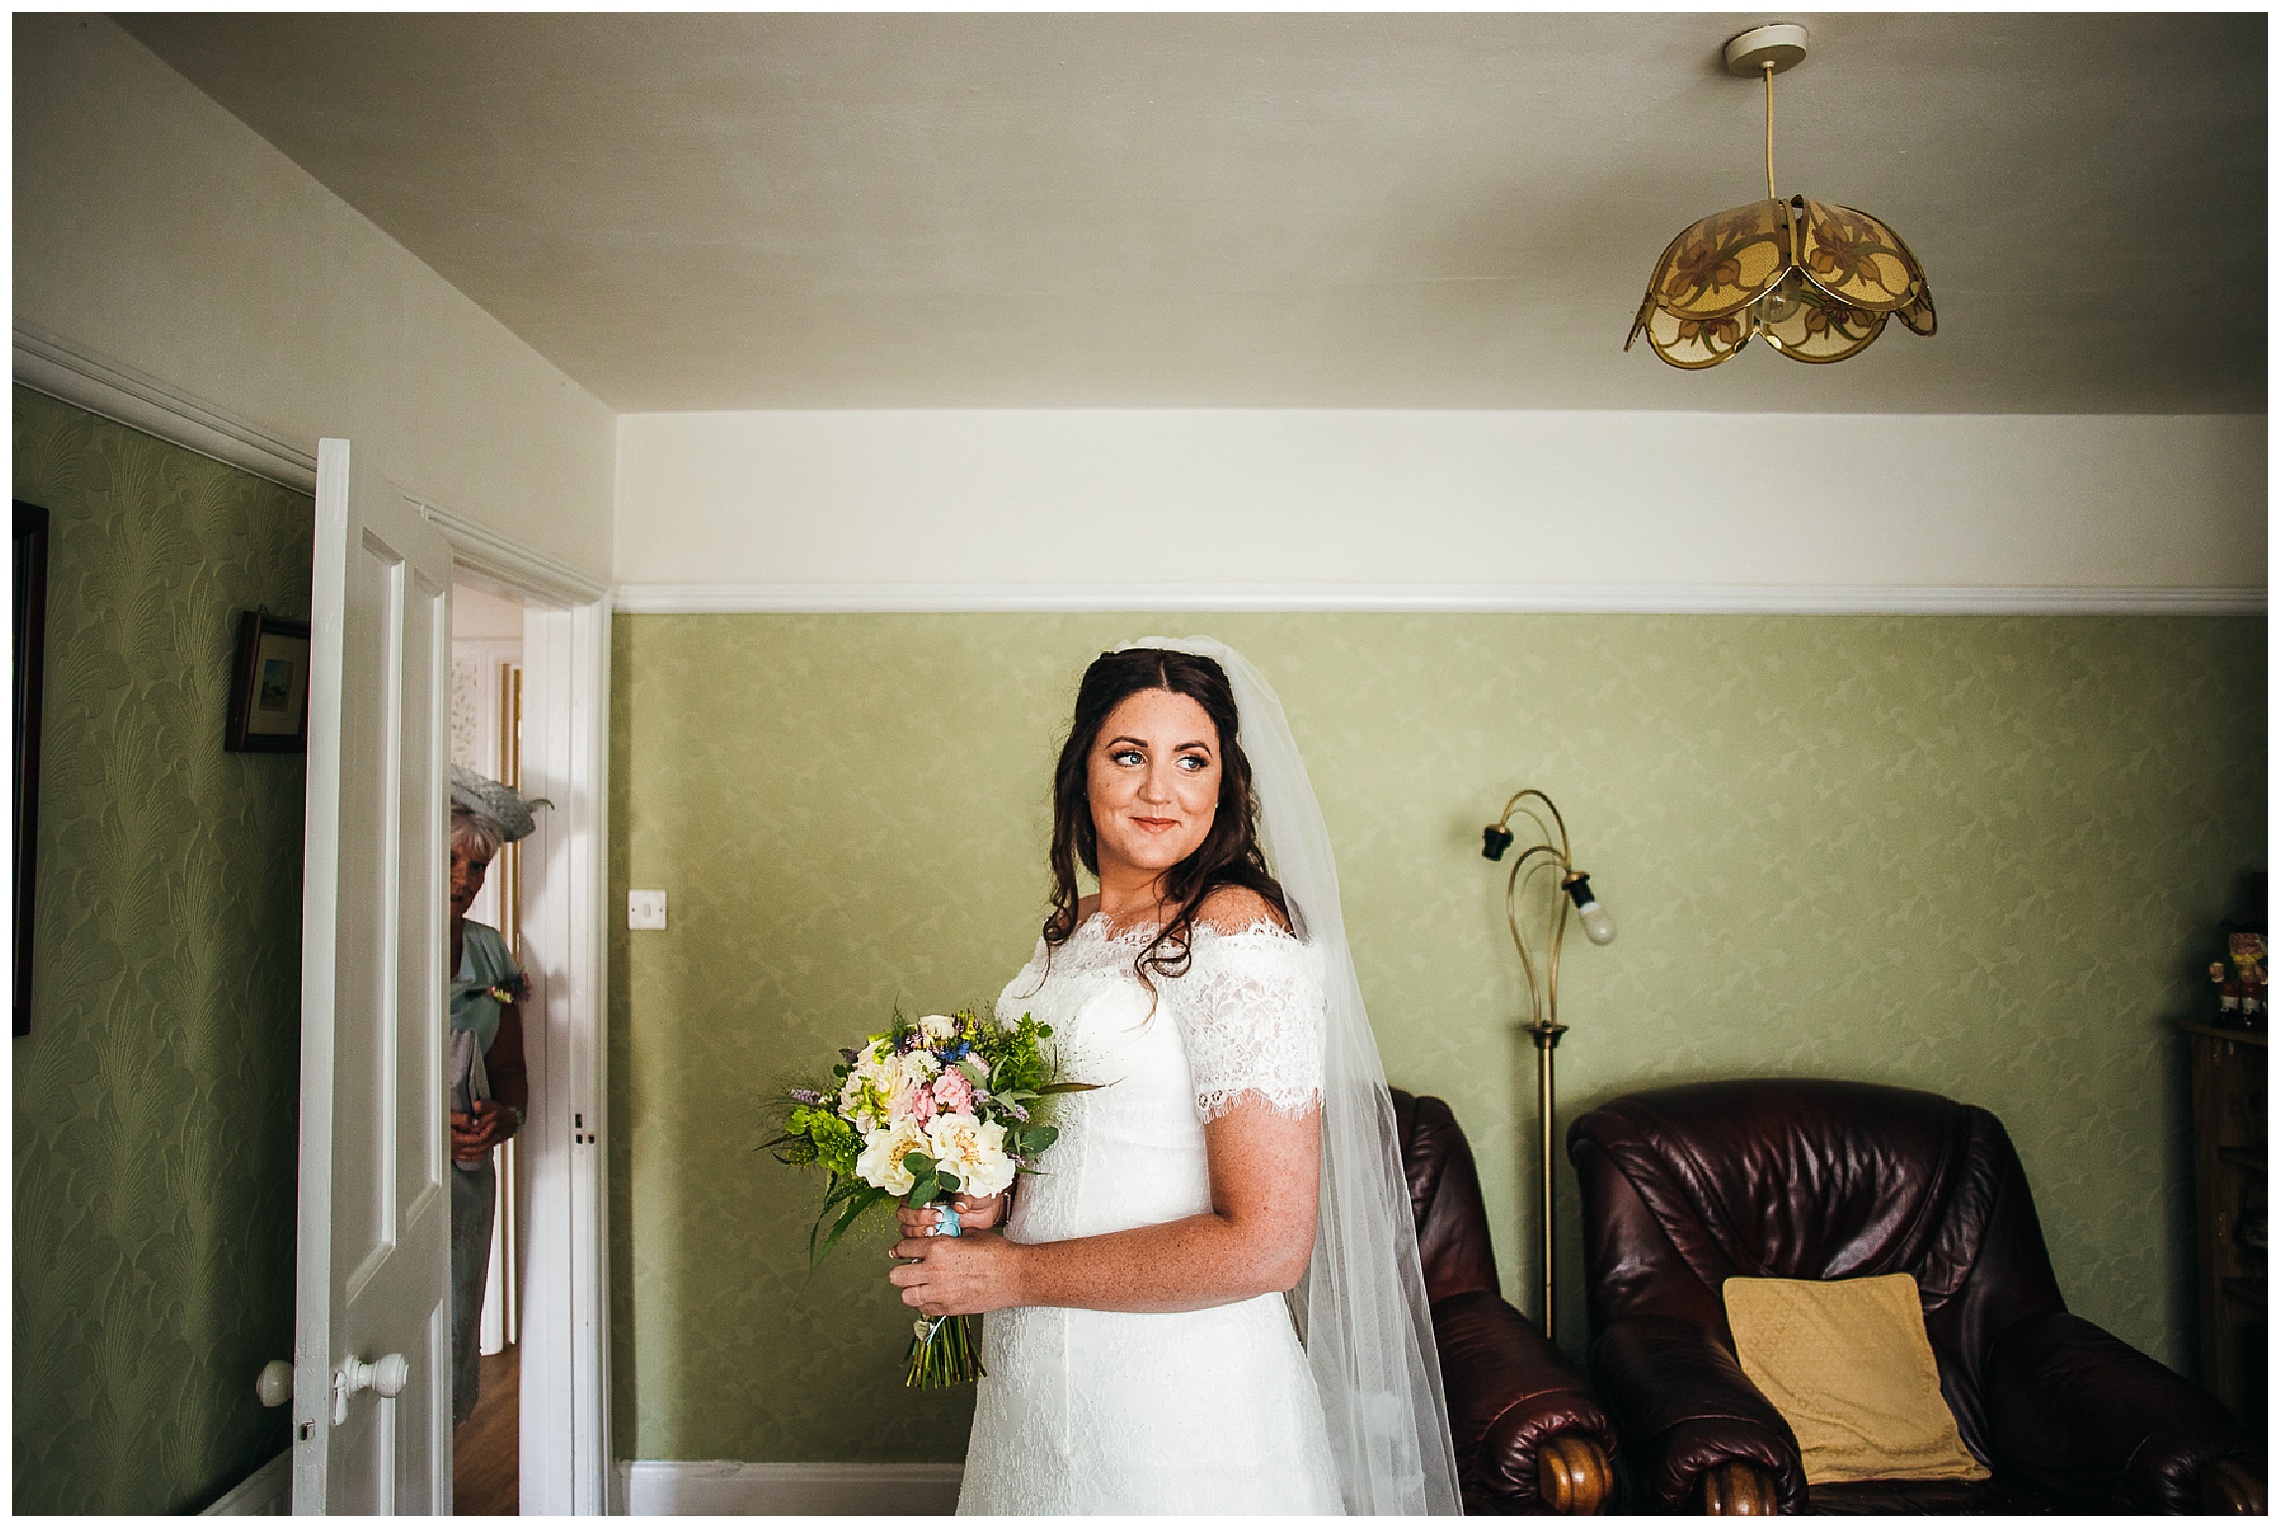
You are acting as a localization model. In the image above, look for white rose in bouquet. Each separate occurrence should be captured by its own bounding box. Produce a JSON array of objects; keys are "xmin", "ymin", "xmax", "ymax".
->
[
  {"xmin": 889, "ymin": 1050, "xmax": 943, "ymax": 1122},
  {"xmin": 855, "ymin": 1118, "xmax": 926, "ymax": 1195},
  {"xmin": 841, "ymin": 1040, "xmax": 902, "ymax": 1129},
  {"xmin": 924, "ymin": 1112, "xmax": 1016, "ymax": 1200}
]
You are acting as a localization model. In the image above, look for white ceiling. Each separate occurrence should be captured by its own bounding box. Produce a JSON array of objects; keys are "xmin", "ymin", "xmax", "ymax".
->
[{"xmin": 122, "ymin": 12, "xmax": 2265, "ymax": 415}]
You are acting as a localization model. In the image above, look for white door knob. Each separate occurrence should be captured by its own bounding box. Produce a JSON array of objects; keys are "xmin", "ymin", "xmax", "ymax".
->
[
  {"xmin": 256, "ymin": 1359, "xmax": 293, "ymax": 1408},
  {"xmin": 331, "ymin": 1352, "xmax": 412, "ymax": 1424},
  {"xmin": 367, "ymin": 1352, "xmax": 411, "ymax": 1397}
]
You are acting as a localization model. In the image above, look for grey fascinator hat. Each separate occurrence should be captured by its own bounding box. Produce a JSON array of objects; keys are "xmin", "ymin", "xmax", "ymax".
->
[{"xmin": 450, "ymin": 764, "xmax": 550, "ymax": 845}]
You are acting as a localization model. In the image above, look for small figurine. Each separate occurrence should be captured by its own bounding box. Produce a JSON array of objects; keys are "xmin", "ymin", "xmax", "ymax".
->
[
  {"xmin": 2229, "ymin": 931, "xmax": 2267, "ymax": 1025},
  {"xmin": 2230, "ymin": 931, "xmax": 2266, "ymax": 986},
  {"xmin": 2212, "ymin": 960, "xmax": 2241, "ymax": 1020}
]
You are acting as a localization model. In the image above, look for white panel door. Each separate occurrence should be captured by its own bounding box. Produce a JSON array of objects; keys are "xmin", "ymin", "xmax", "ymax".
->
[{"xmin": 292, "ymin": 439, "xmax": 455, "ymax": 1513}]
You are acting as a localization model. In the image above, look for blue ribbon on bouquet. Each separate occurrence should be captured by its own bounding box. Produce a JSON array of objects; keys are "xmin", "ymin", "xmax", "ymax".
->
[{"xmin": 933, "ymin": 1203, "xmax": 963, "ymax": 1238}]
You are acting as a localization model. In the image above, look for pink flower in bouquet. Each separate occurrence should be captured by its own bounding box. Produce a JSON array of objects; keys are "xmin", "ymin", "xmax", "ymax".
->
[
  {"xmin": 931, "ymin": 1068, "xmax": 975, "ymax": 1116},
  {"xmin": 911, "ymin": 1086, "xmax": 937, "ymax": 1126}
]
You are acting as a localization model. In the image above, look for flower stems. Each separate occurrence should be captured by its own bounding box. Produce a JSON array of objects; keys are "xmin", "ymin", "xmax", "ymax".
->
[{"xmin": 905, "ymin": 1314, "xmax": 984, "ymax": 1388}]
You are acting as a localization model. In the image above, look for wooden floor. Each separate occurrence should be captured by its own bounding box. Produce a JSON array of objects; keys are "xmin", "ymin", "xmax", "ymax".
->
[{"xmin": 452, "ymin": 1343, "xmax": 520, "ymax": 1516}]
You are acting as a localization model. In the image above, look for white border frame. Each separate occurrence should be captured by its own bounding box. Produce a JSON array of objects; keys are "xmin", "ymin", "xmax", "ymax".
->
[{"xmin": 14, "ymin": 331, "xmax": 617, "ymax": 1515}]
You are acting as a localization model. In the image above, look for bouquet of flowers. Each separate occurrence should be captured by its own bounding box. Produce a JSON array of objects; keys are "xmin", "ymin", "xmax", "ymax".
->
[{"xmin": 767, "ymin": 1008, "xmax": 1086, "ymax": 1386}]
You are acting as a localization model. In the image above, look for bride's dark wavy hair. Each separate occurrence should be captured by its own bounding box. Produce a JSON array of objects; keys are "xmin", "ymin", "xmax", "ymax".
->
[{"xmin": 1044, "ymin": 647, "xmax": 1289, "ymax": 986}]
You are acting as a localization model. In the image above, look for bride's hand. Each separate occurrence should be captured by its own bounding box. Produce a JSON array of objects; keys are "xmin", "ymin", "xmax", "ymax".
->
[
  {"xmin": 888, "ymin": 1229, "xmax": 1025, "ymax": 1318},
  {"xmin": 895, "ymin": 1192, "xmax": 1005, "ymax": 1239}
]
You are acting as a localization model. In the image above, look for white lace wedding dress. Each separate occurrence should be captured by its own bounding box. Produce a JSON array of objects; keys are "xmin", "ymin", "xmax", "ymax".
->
[{"xmin": 955, "ymin": 913, "xmax": 1346, "ymax": 1515}]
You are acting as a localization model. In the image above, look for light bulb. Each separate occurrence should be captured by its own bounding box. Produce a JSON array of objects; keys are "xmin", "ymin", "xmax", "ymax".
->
[{"xmin": 1565, "ymin": 873, "xmax": 1617, "ymax": 945}]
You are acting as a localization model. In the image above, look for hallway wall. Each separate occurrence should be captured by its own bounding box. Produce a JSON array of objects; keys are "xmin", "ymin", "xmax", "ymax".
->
[{"xmin": 11, "ymin": 387, "xmax": 311, "ymax": 1513}]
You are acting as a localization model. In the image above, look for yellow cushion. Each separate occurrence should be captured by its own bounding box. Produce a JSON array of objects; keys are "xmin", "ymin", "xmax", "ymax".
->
[{"xmin": 1723, "ymin": 1273, "xmax": 1990, "ymax": 1485}]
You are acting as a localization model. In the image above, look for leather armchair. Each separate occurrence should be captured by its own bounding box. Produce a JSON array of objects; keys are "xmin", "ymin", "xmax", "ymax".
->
[
  {"xmin": 1567, "ymin": 1079, "xmax": 2265, "ymax": 1514},
  {"xmin": 1393, "ymin": 1088, "xmax": 1619, "ymax": 1513}
]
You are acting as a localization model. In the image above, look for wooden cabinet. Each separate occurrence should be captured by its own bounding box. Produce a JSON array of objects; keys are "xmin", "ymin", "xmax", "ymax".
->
[{"xmin": 2181, "ymin": 1021, "xmax": 2266, "ymax": 1432}]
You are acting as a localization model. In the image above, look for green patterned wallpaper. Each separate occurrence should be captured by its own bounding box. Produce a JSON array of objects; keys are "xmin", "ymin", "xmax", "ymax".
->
[
  {"xmin": 12, "ymin": 386, "xmax": 311, "ymax": 1513},
  {"xmin": 609, "ymin": 610, "xmax": 2264, "ymax": 1464}
]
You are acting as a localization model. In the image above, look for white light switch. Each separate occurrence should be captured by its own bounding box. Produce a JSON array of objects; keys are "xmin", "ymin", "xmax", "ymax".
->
[{"xmin": 627, "ymin": 890, "xmax": 668, "ymax": 930}]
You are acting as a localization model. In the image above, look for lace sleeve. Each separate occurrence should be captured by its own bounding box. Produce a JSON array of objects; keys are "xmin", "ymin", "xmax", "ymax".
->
[{"xmin": 1169, "ymin": 929, "xmax": 1328, "ymax": 1122}]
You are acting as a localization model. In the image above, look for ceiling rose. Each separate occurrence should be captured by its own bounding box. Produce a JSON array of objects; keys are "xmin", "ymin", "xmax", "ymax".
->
[{"xmin": 1626, "ymin": 23, "xmax": 1936, "ymax": 369}]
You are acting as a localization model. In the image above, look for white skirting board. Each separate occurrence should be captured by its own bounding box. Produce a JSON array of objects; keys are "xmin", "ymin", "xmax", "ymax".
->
[
  {"xmin": 618, "ymin": 1460, "xmax": 965, "ymax": 1515},
  {"xmin": 200, "ymin": 1449, "xmax": 290, "ymax": 1515}
]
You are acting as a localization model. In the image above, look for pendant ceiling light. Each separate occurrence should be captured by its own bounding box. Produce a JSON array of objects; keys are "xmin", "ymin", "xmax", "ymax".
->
[{"xmin": 1627, "ymin": 24, "xmax": 1935, "ymax": 369}]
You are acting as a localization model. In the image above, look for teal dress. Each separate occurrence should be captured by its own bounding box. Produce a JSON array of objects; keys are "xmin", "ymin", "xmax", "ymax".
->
[
  {"xmin": 449, "ymin": 921, "xmax": 520, "ymax": 1423},
  {"xmin": 452, "ymin": 920, "xmax": 518, "ymax": 1055}
]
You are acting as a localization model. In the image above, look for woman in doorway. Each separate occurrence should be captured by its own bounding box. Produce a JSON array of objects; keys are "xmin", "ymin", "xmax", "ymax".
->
[
  {"xmin": 448, "ymin": 766, "xmax": 541, "ymax": 1425},
  {"xmin": 885, "ymin": 641, "xmax": 1460, "ymax": 1515}
]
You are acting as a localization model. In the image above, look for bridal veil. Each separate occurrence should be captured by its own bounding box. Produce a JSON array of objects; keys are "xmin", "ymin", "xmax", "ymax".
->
[{"xmin": 1118, "ymin": 636, "xmax": 1463, "ymax": 1516}]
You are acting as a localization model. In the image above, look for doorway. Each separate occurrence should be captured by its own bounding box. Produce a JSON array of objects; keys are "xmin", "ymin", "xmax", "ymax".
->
[
  {"xmin": 450, "ymin": 577, "xmax": 527, "ymax": 1514},
  {"xmin": 428, "ymin": 503, "xmax": 616, "ymax": 1516}
]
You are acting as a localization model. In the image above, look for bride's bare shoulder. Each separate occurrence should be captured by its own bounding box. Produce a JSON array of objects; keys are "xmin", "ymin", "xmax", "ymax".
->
[
  {"xmin": 1191, "ymin": 884, "xmax": 1292, "ymax": 936},
  {"xmin": 1075, "ymin": 892, "xmax": 1102, "ymax": 921}
]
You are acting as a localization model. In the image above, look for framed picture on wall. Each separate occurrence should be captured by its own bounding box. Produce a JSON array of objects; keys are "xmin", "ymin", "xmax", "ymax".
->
[
  {"xmin": 226, "ymin": 611, "xmax": 312, "ymax": 753},
  {"xmin": 15, "ymin": 501, "xmax": 50, "ymax": 1037}
]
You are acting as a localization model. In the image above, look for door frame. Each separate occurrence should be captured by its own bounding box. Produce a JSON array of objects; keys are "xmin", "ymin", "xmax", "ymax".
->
[
  {"xmin": 423, "ymin": 501, "xmax": 614, "ymax": 1515},
  {"xmin": 12, "ymin": 330, "xmax": 616, "ymax": 1512}
]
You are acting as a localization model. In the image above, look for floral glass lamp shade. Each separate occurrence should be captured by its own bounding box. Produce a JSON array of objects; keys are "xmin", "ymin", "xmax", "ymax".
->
[{"xmin": 1627, "ymin": 24, "xmax": 1936, "ymax": 369}]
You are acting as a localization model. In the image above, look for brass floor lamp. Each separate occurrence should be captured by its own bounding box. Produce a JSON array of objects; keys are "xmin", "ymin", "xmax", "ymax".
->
[{"xmin": 1482, "ymin": 790, "xmax": 1615, "ymax": 1337}]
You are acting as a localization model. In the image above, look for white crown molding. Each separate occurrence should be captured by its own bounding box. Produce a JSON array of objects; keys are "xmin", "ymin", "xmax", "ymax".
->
[
  {"xmin": 9, "ymin": 318, "xmax": 612, "ymax": 605},
  {"xmin": 414, "ymin": 499, "xmax": 611, "ymax": 607},
  {"xmin": 617, "ymin": 1459, "xmax": 964, "ymax": 1515},
  {"xmin": 13, "ymin": 319, "xmax": 319, "ymax": 493},
  {"xmin": 609, "ymin": 581, "xmax": 2267, "ymax": 616}
]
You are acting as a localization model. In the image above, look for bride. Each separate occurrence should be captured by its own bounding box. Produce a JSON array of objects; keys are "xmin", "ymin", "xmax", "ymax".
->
[{"xmin": 887, "ymin": 639, "xmax": 1461, "ymax": 1515}]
